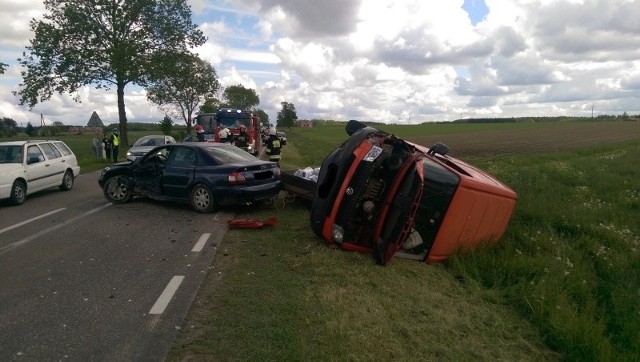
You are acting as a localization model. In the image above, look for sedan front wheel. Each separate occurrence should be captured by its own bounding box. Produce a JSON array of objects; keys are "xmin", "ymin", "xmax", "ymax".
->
[
  {"xmin": 189, "ymin": 184, "xmax": 217, "ymax": 213},
  {"xmin": 103, "ymin": 176, "xmax": 133, "ymax": 204}
]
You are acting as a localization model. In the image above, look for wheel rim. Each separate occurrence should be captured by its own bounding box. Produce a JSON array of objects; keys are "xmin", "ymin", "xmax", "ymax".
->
[
  {"xmin": 107, "ymin": 178, "xmax": 127, "ymax": 201},
  {"xmin": 193, "ymin": 187, "xmax": 210, "ymax": 209},
  {"xmin": 14, "ymin": 184, "xmax": 25, "ymax": 203},
  {"xmin": 63, "ymin": 172, "xmax": 73, "ymax": 188}
]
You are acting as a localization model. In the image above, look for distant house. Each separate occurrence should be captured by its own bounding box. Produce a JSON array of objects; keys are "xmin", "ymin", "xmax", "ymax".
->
[{"xmin": 300, "ymin": 120, "xmax": 313, "ymax": 128}]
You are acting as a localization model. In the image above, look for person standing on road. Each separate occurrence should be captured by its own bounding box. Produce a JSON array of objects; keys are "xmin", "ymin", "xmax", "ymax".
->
[
  {"xmin": 218, "ymin": 127, "xmax": 231, "ymax": 143},
  {"xmin": 92, "ymin": 132, "xmax": 103, "ymax": 158},
  {"xmin": 235, "ymin": 125, "xmax": 248, "ymax": 149},
  {"xmin": 103, "ymin": 134, "xmax": 112, "ymax": 160},
  {"xmin": 265, "ymin": 127, "xmax": 282, "ymax": 165},
  {"xmin": 111, "ymin": 131, "xmax": 120, "ymax": 163},
  {"xmin": 195, "ymin": 124, "xmax": 205, "ymax": 142}
]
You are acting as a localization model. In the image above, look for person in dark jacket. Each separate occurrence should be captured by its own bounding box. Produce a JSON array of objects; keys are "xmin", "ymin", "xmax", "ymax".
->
[
  {"xmin": 265, "ymin": 127, "xmax": 281, "ymax": 165},
  {"xmin": 235, "ymin": 125, "xmax": 248, "ymax": 149},
  {"xmin": 102, "ymin": 134, "xmax": 112, "ymax": 160}
]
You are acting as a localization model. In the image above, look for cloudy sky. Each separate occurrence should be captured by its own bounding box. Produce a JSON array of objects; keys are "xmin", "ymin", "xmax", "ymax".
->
[{"xmin": 1, "ymin": 0, "xmax": 639, "ymax": 126}]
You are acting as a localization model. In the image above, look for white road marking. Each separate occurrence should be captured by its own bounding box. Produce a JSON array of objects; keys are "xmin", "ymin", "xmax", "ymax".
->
[
  {"xmin": 149, "ymin": 275, "xmax": 185, "ymax": 315},
  {"xmin": 0, "ymin": 203, "xmax": 111, "ymax": 255},
  {"xmin": 192, "ymin": 233, "xmax": 211, "ymax": 252},
  {"xmin": 0, "ymin": 208, "xmax": 66, "ymax": 235}
]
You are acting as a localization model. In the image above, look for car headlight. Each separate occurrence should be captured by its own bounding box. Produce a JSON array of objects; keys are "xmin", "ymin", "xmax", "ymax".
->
[
  {"xmin": 126, "ymin": 151, "xmax": 133, "ymax": 156},
  {"xmin": 332, "ymin": 224, "xmax": 344, "ymax": 244}
]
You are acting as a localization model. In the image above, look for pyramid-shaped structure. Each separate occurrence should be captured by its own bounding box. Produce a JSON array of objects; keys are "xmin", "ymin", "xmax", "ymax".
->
[{"xmin": 87, "ymin": 111, "xmax": 104, "ymax": 127}]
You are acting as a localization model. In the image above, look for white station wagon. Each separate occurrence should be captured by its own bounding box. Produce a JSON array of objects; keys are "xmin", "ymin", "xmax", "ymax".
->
[{"xmin": 0, "ymin": 140, "xmax": 81, "ymax": 205}]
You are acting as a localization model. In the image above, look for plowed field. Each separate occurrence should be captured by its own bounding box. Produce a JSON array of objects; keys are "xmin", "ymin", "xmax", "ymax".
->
[{"xmin": 405, "ymin": 121, "xmax": 640, "ymax": 158}]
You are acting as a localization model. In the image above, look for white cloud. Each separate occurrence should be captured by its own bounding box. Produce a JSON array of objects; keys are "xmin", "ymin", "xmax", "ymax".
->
[{"xmin": 1, "ymin": 0, "xmax": 640, "ymax": 126}]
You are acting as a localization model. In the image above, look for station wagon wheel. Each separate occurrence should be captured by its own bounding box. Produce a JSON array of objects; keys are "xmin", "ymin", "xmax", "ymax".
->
[
  {"xmin": 10, "ymin": 180, "xmax": 26, "ymax": 205},
  {"xmin": 103, "ymin": 175, "xmax": 133, "ymax": 204},
  {"xmin": 189, "ymin": 184, "xmax": 217, "ymax": 213},
  {"xmin": 59, "ymin": 170, "xmax": 74, "ymax": 191}
]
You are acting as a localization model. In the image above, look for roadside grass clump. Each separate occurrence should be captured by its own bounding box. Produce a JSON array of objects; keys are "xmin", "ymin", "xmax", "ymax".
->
[{"xmin": 449, "ymin": 141, "xmax": 640, "ymax": 361}]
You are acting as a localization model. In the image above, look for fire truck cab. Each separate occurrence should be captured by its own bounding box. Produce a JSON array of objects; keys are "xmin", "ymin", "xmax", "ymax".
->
[{"xmin": 195, "ymin": 108, "xmax": 261, "ymax": 155}]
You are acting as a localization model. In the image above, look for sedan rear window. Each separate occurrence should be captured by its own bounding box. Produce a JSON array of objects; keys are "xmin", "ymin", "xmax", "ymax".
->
[{"xmin": 204, "ymin": 145, "xmax": 257, "ymax": 164}]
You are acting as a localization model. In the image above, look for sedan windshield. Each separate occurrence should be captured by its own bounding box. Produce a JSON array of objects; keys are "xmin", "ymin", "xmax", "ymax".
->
[
  {"xmin": 203, "ymin": 145, "xmax": 257, "ymax": 164},
  {"xmin": 134, "ymin": 136, "xmax": 165, "ymax": 147},
  {"xmin": 0, "ymin": 145, "xmax": 23, "ymax": 163}
]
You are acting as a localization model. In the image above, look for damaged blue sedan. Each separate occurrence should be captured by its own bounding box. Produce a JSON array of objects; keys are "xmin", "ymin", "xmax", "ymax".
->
[{"xmin": 98, "ymin": 143, "xmax": 282, "ymax": 213}]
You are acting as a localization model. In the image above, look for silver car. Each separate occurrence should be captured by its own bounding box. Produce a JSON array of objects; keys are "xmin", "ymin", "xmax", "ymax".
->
[{"xmin": 126, "ymin": 135, "xmax": 176, "ymax": 161}]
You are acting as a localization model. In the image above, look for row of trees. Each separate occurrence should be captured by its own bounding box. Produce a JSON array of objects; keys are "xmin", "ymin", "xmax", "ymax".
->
[{"xmin": 11, "ymin": 0, "xmax": 298, "ymax": 146}]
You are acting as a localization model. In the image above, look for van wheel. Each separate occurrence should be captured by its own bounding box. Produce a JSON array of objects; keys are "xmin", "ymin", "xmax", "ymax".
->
[
  {"xmin": 59, "ymin": 170, "xmax": 74, "ymax": 191},
  {"xmin": 103, "ymin": 176, "xmax": 133, "ymax": 204},
  {"xmin": 10, "ymin": 180, "xmax": 26, "ymax": 205},
  {"xmin": 189, "ymin": 184, "xmax": 217, "ymax": 213}
]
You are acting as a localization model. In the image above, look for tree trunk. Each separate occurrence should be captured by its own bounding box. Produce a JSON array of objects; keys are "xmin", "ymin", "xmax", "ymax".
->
[{"xmin": 117, "ymin": 82, "xmax": 129, "ymax": 147}]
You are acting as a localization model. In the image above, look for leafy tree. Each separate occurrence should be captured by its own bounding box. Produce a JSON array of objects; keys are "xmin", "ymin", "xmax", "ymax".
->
[
  {"xmin": 147, "ymin": 52, "xmax": 220, "ymax": 133},
  {"xmin": 0, "ymin": 62, "xmax": 7, "ymax": 74},
  {"xmin": 15, "ymin": 0, "xmax": 205, "ymax": 147},
  {"xmin": 0, "ymin": 117, "xmax": 18, "ymax": 137},
  {"xmin": 222, "ymin": 85, "xmax": 259, "ymax": 110},
  {"xmin": 160, "ymin": 115, "xmax": 173, "ymax": 135},
  {"xmin": 199, "ymin": 95, "xmax": 221, "ymax": 114},
  {"xmin": 25, "ymin": 122, "xmax": 35, "ymax": 136},
  {"xmin": 277, "ymin": 102, "xmax": 298, "ymax": 129},
  {"xmin": 254, "ymin": 109, "xmax": 269, "ymax": 125}
]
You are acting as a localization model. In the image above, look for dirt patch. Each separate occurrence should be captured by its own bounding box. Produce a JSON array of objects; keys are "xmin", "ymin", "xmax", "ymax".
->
[{"xmin": 405, "ymin": 121, "xmax": 640, "ymax": 158}]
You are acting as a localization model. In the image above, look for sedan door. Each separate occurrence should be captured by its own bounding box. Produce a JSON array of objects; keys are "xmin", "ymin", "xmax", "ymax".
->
[{"xmin": 162, "ymin": 146, "xmax": 196, "ymax": 199}]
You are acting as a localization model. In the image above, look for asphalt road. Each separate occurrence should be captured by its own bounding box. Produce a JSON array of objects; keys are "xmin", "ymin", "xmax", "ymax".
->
[{"xmin": 0, "ymin": 171, "xmax": 233, "ymax": 361}]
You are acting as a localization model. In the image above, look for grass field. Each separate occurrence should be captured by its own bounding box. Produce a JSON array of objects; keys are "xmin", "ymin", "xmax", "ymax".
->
[
  {"xmin": 165, "ymin": 120, "xmax": 639, "ymax": 361},
  {"xmin": 3, "ymin": 121, "xmax": 638, "ymax": 360}
]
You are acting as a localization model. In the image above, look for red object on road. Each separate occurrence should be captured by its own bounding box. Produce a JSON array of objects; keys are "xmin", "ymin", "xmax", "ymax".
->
[{"xmin": 227, "ymin": 217, "xmax": 278, "ymax": 229}]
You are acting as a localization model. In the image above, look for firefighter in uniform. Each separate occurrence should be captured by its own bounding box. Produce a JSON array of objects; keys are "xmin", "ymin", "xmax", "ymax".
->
[
  {"xmin": 195, "ymin": 124, "xmax": 205, "ymax": 142},
  {"xmin": 265, "ymin": 127, "xmax": 281, "ymax": 165},
  {"xmin": 218, "ymin": 127, "xmax": 231, "ymax": 143},
  {"xmin": 235, "ymin": 125, "xmax": 248, "ymax": 150}
]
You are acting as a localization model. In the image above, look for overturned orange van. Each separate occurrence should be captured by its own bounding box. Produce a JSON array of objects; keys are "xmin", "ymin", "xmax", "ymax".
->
[{"xmin": 309, "ymin": 120, "xmax": 517, "ymax": 265}]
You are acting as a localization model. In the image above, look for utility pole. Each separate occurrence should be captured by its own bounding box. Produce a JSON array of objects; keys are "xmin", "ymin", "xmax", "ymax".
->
[{"xmin": 591, "ymin": 105, "xmax": 594, "ymax": 118}]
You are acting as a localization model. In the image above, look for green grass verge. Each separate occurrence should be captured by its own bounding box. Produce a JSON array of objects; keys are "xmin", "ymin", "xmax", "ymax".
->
[
  {"xmin": 448, "ymin": 141, "xmax": 640, "ymax": 361},
  {"xmin": 169, "ymin": 124, "xmax": 639, "ymax": 361}
]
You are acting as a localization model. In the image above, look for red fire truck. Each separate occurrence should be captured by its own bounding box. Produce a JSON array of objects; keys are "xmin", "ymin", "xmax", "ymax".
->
[{"xmin": 194, "ymin": 108, "xmax": 261, "ymax": 155}]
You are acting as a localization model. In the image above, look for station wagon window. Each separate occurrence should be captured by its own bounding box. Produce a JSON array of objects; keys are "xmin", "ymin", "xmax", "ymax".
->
[
  {"xmin": 53, "ymin": 141, "xmax": 73, "ymax": 156},
  {"xmin": 27, "ymin": 145, "xmax": 45, "ymax": 163},
  {"xmin": 39, "ymin": 143, "xmax": 62, "ymax": 159},
  {"xmin": 0, "ymin": 145, "xmax": 23, "ymax": 163}
]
